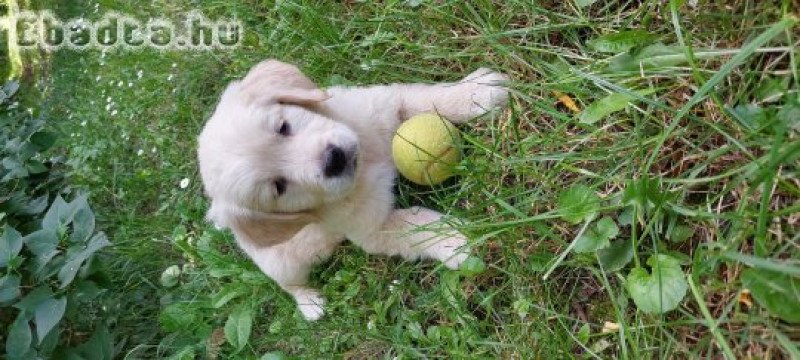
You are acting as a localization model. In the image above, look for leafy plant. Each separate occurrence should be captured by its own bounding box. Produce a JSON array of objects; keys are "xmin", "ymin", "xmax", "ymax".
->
[
  {"xmin": 741, "ymin": 269, "xmax": 800, "ymax": 323},
  {"xmin": 573, "ymin": 216, "xmax": 619, "ymax": 253},
  {"xmin": 587, "ymin": 30, "xmax": 658, "ymax": 53},
  {"xmin": 626, "ymin": 255, "xmax": 688, "ymax": 314},
  {"xmin": 578, "ymin": 90, "xmax": 654, "ymax": 124},
  {"xmin": 1, "ymin": 80, "xmax": 114, "ymax": 359},
  {"xmin": 557, "ymin": 185, "xmax": 600, "ymax": 224}
]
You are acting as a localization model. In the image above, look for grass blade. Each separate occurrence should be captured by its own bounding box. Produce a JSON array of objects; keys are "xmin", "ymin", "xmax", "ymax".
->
[{"xmin": 645, "ymin": 15, "xmax": 798, "ymax": 170}]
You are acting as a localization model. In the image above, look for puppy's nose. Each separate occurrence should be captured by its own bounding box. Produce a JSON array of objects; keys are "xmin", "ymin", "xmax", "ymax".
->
[{"xmin": 323, "ymin": 144, "xmax": 356, "ymax": 177}]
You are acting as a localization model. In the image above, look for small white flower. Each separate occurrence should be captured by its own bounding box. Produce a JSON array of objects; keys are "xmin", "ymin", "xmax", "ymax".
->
[
  {"xmin": 128, "ymin": 82, "xmax": 133, "ymax": 87},
  {"xmin": 151, "ymin": 146, "xmax": 157, "ymax": 153},
  {"xmin": 117, "ymin": 80, "xmax": 124, "ymax": 87},
  {"xmin": 95, "ymin": 75, "xmax": 102, "ymax": 82},
  {"xmin": 179, "ymin": 178, "xmax": 190, "ymax": 189},
  {"xmin": 80, "ymin": 120, "xmax": 87, "ymax": 126},
  {"xmin": 106, "ymin": 96, "xmax": 112, "ymax": 103},
  {"xmin": 105, "ymin": 103, "xmax": 111, "ymax": 111},
  {"xmin": 111, "ymin": 110, "xmax": 118, "ymax": 116},
  {"xmin": 172, "ymin": 62, "xmax": 177, "ymax": 68},
  {"xmin": 367, "ymin": 320, "xmax": 375, "ymax": 330},
  {"xmin": 137, "ymin": 69, "xmax": 144, "ymax": 79},
  {"xmin": 136, "ymin": 149, "xmax": 144, "ymax": 156},
  {"xmin": 167, "ymin": 74, "xmax": 174, "ymax": 81}
]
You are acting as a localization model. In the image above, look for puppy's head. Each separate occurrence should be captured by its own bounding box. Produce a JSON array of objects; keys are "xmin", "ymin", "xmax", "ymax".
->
[{"xmin": 198, "ymin": 60, "xmax": 359, "ymax": 246}]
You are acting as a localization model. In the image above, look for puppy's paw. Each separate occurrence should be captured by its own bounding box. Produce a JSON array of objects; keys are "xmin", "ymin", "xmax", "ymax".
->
[
  {"xmin": 292, "ymin": 289, "xmax": 326, "ymax": 321},
  {"xmin": 427, "ymin": 231, "xmax": 470, "ymax": 270},
  {"xmin": 459, "ymin": 68, "xmax": 510, "ymax": 117}
]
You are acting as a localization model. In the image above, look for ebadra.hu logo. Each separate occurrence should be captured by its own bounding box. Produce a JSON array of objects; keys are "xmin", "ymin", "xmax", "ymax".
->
[{"xmin": 0, "ymin": 10, "xmax": 243, "ymax": 51}]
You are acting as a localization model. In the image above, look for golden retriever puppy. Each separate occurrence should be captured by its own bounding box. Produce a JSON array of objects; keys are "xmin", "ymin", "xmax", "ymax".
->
[{"xmin": 197, "ymin": 60, "xmax": 508, "ymax": 320}]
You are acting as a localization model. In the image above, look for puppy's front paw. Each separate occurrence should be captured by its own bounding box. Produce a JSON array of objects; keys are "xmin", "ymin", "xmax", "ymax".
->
[
  {"xmin": 292, "ymin": 289, "xmax": 326, "ymax": 321},
  {"xmin": 459, "ymin": 68, "xmax": 510, "ymax": 116},
  {"xmin": 427, "ymin": 231, "xmax": 470, "ymax": 270}
]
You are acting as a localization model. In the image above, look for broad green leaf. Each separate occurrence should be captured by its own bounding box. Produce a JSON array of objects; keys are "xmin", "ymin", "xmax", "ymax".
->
[
  {"xmin": 588, "ymin": 30, "xmax": 658, "ymax": 53},
  {"xmin": 225, "ymin": 305, "xmax": 253, "ymax": 351},
  {"xmin": 610, "ymin": 44, "xmax": 688, "ymax": 71},
  {"xmin": 558, "ymin": 185, "xmax": 600, "ymax": 224},
  {"xmin": 75, "ymin": 325, "xmax": 113, "ymax": 360},
  {"xmin": 29, "ymin": 131, "xmax": 57, "ymax": 152},
  {"xmin": 58, "ymin": 232, "xmax": 111, "ymax": 288},
  {"xmin": 167, "ymin": 346, "xmax": 196, "ymax": 360},
  {"xmin": 26, "ymin": 160, "xmax": 47, "ymax": 174},
  {"xmin": 622, "ymin": 176, "xmax": 667, "ymax": 210},
  {"xmin": 0, "ymin": 226, "xmax": 23, "ymax": 268},
  {"xmin": 38, "ymin": 323, "xmax": 61, "ymax": 356},
  {"xmin": 573, "ymin": 229, "xmax": 609, "ymax": 253},
  {"xmin": 618, "ymin": 207, "xmax": 634, "ymax": 226},
  {"xmin": 512, "ymin": 298, "xmax": 532, "ymax": 319},
  {"xmin": 22, "ymin": 195, "xmax": 49, "ymax": 215},
  {"xmin": 595, "ymin": 217, "xmax": 619, "ymax": 240},
  {"xmin": 211, "ymin": 285, "xmax": 248, "ymax": 309},
  {"xmin": 459, "ymin": 256, "xmax": 486, "ymax": 276},
  {"xmin": 755, "ymin": 77, "xmax": 787, "ymax": 102},
  {"xmin": 71, "ymin": 207, "xmax": 96, "ymax": 243},
  {"xmin": 0, "ymin": 274, "xmax": 21, "ymax": 302},
  {"xmin": 668, "ymin": 225, "xmax": 694, "ymax": 243},
  {"xmin": 579, "ymin": 90, "xmax": 653, "ymax": 124},
  {"xmin": 722, "ymin": 251, "xmax": 800, "ymax": 277},
  {"xmin": 574, "ymin": 0, "xmax": 597, "ymax": 8},
  {"xmin": 6, "ymin": 313, "xmax": 32, "ymax": 357},
  {"xmin": 23, "ymin": 228, "xmax": 59, "ymax": 257},
  {"xmin": 576, "ymin": 323, "xmax": 590, "ymax": 344},
  {"xmin": 159, "ymin": 303, "xmax": 198, "ymax": 332},
  {"xmin": 14, "ymin": 286, "xmax": 54, "ymax": 313},
  {"xmin": 597, "ymin": 238, "xmax": 634, "ymax": 271},
  {"xmin": 42, "ymin": 195, "xmax": 70, "ymax": 230},
  {"xmin": 778, "ymin": 95, "xmax": 800, "ymax": 130},
  {"xmin": 626, "ymin": 254, "xmax": 688, "ymax": 313},
  {"xmin": 23, "ymin": 228, "xmax": 60, "ymax": 273},
  {"xmin": 1, "ymin": 158, "xmax": 28, "ymax": 181},
  {"xmin": 2, "ymin": 80, "xmax": 20, "ymax": 99},
  {"xmin": 741, "ymin": 269, "xmax": 800, "ymax": 323},
  {"xmin": 34, "ymin": 297, "xmax": 67, "ymax": 342},
  {"xmin": 730, "ymin": 104, "xmax": 769, "ymax": 131}
]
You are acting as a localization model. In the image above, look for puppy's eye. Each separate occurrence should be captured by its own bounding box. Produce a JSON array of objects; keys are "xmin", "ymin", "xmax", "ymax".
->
[
  {"xmin": 277, "ymin": 121, "xmax": 291, "ymax": 136},
  {"xmin": 274, "ymin": 177, "xmax": 287, "ymax": 196}
]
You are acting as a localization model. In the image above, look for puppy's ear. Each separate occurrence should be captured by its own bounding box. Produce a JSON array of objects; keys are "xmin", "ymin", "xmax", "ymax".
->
[
  {"xmin": 238, "ymin": 59, "xmax": 329, "ymax": 106},
  {"xmin": 228, "ymin": 211, "xmax": 315, "ymax": 248}
]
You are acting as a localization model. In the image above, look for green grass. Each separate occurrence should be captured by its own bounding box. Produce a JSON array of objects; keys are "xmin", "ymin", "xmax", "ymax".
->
[{"xmin": 31, "ymin": 0, "xmax": 800, "ymax": 358}]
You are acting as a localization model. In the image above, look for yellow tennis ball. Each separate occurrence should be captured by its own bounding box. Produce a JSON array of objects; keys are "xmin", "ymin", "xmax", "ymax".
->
[{"xmin": 392, "ymin": 113, "xmax": 461, "ymax": 186}]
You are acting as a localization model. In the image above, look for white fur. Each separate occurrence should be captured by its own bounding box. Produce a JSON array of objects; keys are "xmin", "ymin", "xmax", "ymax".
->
[{"xmin": 197, "ymin": 60, "xmax": 509, "ymax": 320}]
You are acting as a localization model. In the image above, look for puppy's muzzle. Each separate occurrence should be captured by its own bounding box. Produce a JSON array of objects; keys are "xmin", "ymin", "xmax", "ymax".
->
[{"xmin": 323, "ymin": 144, "xmax": 357, "ymax": 178}]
